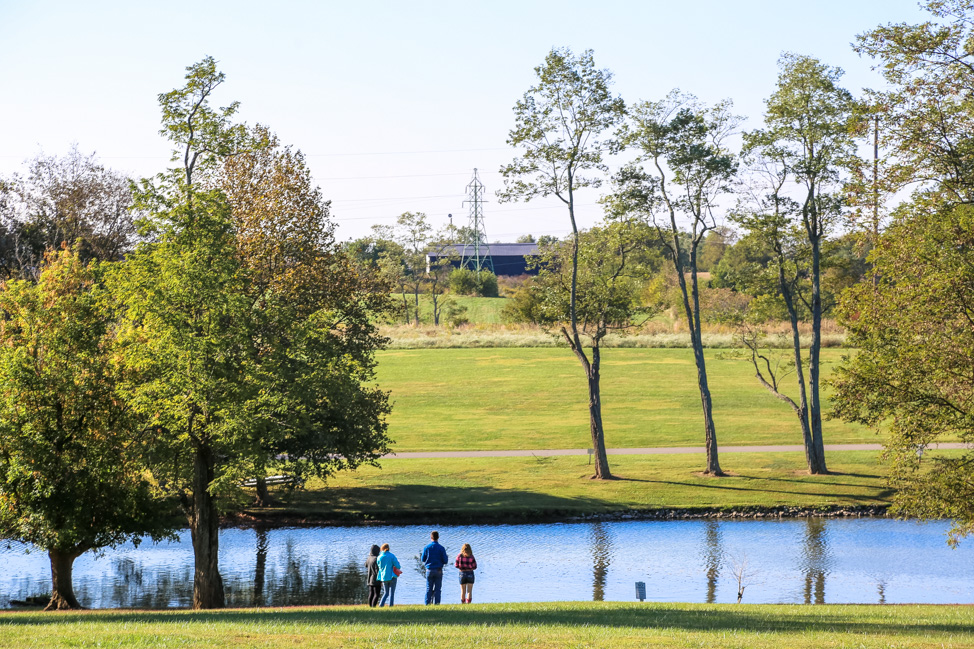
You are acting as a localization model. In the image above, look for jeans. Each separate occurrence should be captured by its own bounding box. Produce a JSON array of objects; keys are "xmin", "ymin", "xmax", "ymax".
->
[
  {"xmin": 379, "ymin": 579, "xmax": 397, "ymax": 607},
  {"xmin": 425, "ymin": 568, "xmax": 443, "ymax": 605}
]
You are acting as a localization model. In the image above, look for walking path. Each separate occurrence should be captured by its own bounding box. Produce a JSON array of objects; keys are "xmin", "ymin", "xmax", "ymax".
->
[{"xmin": 386, "ymin": 442, "xmax": 968, "ymax": 459}]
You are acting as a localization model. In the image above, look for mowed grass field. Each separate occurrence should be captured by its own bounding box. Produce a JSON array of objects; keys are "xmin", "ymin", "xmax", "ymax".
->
[
  {"xmin": 375, "ymin": 347, "xmax": 875, "ymax": 452},
  {"xmin": 277, "ymin": 451, "xmax": 892, "ymax": 521},
  {"xmin": 2, "ymin": 602, "xmax": 972, "ymax": 648}
]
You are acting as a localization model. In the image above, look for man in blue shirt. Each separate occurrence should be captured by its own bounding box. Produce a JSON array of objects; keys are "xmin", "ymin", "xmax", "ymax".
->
[{"xmin": 420, "ymin": 530, "xmax": 448, "ymax": 605}]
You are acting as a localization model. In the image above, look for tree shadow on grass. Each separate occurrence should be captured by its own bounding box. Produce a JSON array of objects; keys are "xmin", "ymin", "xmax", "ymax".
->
[
  {"xmin": 254, "ymin": 484, "xmax": 617, "ymax": 523},
  {"xmin": 3, "ymin": 604, "xmax": 971, "ymax": 636},
  {"xmin": 609, "ymin": 474, "xmax": 892, "ymax": 502}
]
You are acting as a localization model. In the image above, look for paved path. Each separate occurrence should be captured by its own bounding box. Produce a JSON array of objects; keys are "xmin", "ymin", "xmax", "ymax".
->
[{"xmin": 386, "ymin": 442, "xmax": 969, "ymax": 459}]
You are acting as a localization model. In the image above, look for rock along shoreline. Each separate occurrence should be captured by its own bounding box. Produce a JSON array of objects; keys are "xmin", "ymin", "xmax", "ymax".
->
[{"xmin": 227, "ymin": 504, "xmax": 891, "ymax": 528}]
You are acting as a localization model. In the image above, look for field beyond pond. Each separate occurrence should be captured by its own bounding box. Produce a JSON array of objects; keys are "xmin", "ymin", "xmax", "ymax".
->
[
  {"xmin": 2, "ymin": 602, "xmax": 972, "ymax": 648},
  {"xmin": 376, "ymin": 347, "xmax": 875, "ymax": 452},
  {"xmin": 273, "ymin": 451, "xmax": 892, "ymax": 522}
]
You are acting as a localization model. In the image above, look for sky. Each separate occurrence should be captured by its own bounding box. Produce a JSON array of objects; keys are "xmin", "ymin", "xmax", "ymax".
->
[{"xmin": 0, "ymin": 0, "xmax": 934, "ymax": 242}]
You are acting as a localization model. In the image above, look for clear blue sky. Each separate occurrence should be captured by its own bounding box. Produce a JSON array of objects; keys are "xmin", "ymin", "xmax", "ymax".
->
[{"xmin": 0, "ymin": 0, "xmax": 931, "ymax": 241}]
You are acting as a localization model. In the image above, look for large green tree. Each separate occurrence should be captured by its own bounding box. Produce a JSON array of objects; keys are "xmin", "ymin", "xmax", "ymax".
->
[
  {"xmin": 831, "ymin": 201, "xmax": 974, "ymax": 544},
  {"xmin": 0, "ymin": 249, "xmax": 171, "ymax": 610},
  {"xmin": 614, "ymin": 91, "xmax": 740, "ymax": 475},
  {"xmin": 499, "ymin": 48, "xmax": 625, "ymax": 479},
  {"xmin": 831, "ymin": 0, "xmax": 974, "ymax": 541},
  {"xmin": 217, "ymin": 125, "xmax": 392, "ymax": 506},
  {"xmin": 741, "ymin": 54, "xmax": 858, "ymax": 474},
  {"xmin": 118, "ymin": 58, "xmax": 391, "ymax": 610}
]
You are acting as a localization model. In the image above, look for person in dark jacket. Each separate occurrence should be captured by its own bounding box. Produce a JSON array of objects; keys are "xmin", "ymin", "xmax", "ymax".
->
[
  {"xmin": 420, "ymin": 530, "xmax": 448, "ymax": 605},
  {"xmin": 454, "ymin": 543, "xmax": 477, "ymax": 604},
  {"xmin": 365, "ymin": 544, "xmax": 381, "ymax": 607}
]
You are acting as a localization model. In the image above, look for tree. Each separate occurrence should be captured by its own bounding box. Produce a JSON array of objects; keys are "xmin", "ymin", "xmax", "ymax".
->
[
  {"xmin": 854, "ymin": 0, "xmax": 974, "ymax": 203},
  {"xmin": 0, "ymin": 147, "xmax": 136, "ymax": 278},
  {"xmin": 0, "ymin": 249, "xmax": 172, "ymax": 610},
  {"xmin": 372, "ymin": 212, "xmax": 433, "ymax": 326},
  {"xmin": 530, "ymin": 221, "xmax": 662, "ymax": 359},
  {"xmin": 113, "ymin": 188, "xmax": 255, "ymax": 610},
  {"xmin": 614, "ymin": 90, "xmax": 741, "ymax": 475},
  {"xmin": 732, "ymin": 157, "xmax": 821, "ymax": 473},
  {"xmin": 742, "ymin": 54, "xmax": 858, "ymax": 474},
  {"xmin": 831, "ymin": 1, "xmax": 974, "ymax": 542},
  {"xmin": 831, "ymin": 201, "xmax": 974, "ymax": 544},
  {"xmin": 118, "ymin": 60, "xmax": 391, "ymax": 610},
  {"xmin": 499, "ymin": 48, "xmax": 625, "ymax": 479},
  {"xmin": 425, "ymin": 233, "xmax": 459, "ymax": 325},
  {"xmin": 216, "ymin": 125, "xmax": 392, "ymax": 502}
]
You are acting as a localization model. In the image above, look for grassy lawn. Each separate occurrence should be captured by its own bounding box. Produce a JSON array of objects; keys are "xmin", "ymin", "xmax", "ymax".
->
[
  {"xmin": 375, "ymin": 347, "xmax": 877, "ymax": 452},
  {"xmin": 389, "ymin": 294, "xmax": 509, "ymax": 325},
  {"xmin": 2, "ymin": 602, "xmax": 972, "ymax": 648},
  {"xmin": 257, "ymin": 451, "xmax": 893, "ymax": 521}
]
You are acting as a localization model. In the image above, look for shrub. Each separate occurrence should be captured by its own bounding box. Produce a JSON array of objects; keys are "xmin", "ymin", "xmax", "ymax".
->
[{"xmin": 450, "ymin": 268, "xmax": 499, "ymax": 297}]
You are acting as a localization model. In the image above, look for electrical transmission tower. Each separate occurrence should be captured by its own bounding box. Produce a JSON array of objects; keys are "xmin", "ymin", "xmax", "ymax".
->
[{"xmin": 459, "ymin": 168, "xmax": 493, "ymax": 275}]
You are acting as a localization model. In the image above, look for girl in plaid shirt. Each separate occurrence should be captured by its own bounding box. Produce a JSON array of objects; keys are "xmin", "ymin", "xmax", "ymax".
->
[{"xmin": 454, "ymin": 543, "xmax": 478, "ymax": 604}]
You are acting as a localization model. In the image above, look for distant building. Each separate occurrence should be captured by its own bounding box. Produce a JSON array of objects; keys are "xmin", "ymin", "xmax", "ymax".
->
[{"xmin": 427, "ymin": 242, "xmax": 540, "ymax": 276}]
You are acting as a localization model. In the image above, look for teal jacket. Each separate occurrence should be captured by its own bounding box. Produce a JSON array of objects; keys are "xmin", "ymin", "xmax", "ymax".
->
[{"xmin": 377, "ymin": 551, "xmax": 401, "ymax": 582}]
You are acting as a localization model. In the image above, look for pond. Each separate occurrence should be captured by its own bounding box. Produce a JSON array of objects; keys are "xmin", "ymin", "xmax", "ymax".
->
[{"xmin": 2, "ymin": 518, "xmax": 972, "ymax": 608}]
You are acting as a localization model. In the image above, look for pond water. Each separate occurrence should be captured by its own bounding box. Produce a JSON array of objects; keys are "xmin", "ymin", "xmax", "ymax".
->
[{"xmin": 2, "ymin": 518, "xmax": 972, "ymax": 608}]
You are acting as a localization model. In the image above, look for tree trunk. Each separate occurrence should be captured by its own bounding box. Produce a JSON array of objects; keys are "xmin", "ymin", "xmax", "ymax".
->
[
  {"xmin": 585, "ymin": 347, "xmax": 612, "ymax": 480},
  {"xmin": 565, "ymin": 184, "xmax": 612, "ymax": 480},
  {"xmin": 677, "ymin": 256, "xmax": 723, "ymax": 476},
  {"xmin": 45, "ymin": 549, "xmax": 83, "ymax": 610},
  {"xmin": 191, "ymin": 444, "xmax": 226, "ymax": 609},
  {"xmin": 779, "ymin": 262, "xmax": 817, "ymax": 473},
  {"xmin": 254, "ymin": 476, "xmax": 274, "ymax": 507},
  {"xmin": 807, "ymin": 237, "xmax": 828, "ymax": 474},
  {"xmin": 413, "ymin": 286, "xmax": 420, "ymax": 326},
  {"xmin": 691, "ymin": 341, "xmax": 722, "ymax": 476}
]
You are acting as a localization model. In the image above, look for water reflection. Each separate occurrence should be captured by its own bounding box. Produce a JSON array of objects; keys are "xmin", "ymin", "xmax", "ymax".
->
[
  {"xmin": 2, "ymin": 519, "xmax": 973, "ymax": 608},
  {"xmin": 703, "ymin": 521, "xmax": 722, "ymax": 604},
  {"xmin": 253, "ymin": 527, "xmax": 268, "ymax": 606},
  {"xmin": 589, "ymin": 523, "xmax": 611, "ymax": 601},
  {"xmin": 226, "ymin": 538, "xmax": 366, "ymax": 607},
  {"xmin": 801, "ymin": 518, "xmax": 829, "ymax": 604}
]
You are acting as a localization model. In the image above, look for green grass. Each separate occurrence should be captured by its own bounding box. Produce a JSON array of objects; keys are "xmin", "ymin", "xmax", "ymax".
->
[
  {"xmin": 2, "ymin": 602, "xmax": 972, "ymax": 648},
  {"xmin": 258, "ymin": 451, "xmax": 893, "ymax": 521},
  {"xmin": 375, "ymin": 347, "xmax": 876, "ymax": 452},
  {"xmin": 390, "ymin": 294, "xmax": 509, "ymax": 325}
]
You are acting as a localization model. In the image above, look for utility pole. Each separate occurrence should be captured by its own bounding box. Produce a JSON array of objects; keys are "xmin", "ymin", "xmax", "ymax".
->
[{"xmin": 460, "ymin": 168, "xmax": 493, "ymax": 277}]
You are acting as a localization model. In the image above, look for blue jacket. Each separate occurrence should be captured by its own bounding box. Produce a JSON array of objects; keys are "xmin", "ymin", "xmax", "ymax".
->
[
  {"xmin": 421, "ymin": 541, "xmax": 448, "ymax": 570},
  {"xmin": 376, "ymin": 551, "xmax": 401, "ymax": 582}
]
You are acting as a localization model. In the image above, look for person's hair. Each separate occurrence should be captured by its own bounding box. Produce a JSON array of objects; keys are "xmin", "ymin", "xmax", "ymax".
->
[
  {"xmin": 461, "ymin": 543, "xmax": 473, "ymax": 557},
  {"xmin": 370, "ymin": 544, "xmax": 380, "ymax": 556},
  {"xmin": 431, "ymin": 531, "xmax": 439, "ymax": 541},
  {"xmin": 380, "ymin": 543, "xmax": 390, "ymax": 552}
]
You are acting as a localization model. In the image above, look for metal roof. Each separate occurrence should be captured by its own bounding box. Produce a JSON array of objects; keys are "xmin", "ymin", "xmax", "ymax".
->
[{"xmin": 429, "ymin": 242, "xmax": 540, "ymax": 257}]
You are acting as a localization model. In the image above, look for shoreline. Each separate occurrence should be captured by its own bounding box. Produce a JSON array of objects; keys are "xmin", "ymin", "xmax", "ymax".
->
[{"xmin": 226, "ymin": 503, "xmax": 891, "ymax": 528}]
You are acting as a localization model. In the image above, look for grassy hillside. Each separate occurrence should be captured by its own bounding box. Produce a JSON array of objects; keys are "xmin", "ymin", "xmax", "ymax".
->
[
  {"xmin": 375, "ymin": 347, "xmax": 876, "ymax": 453},
  {"xmin": 2, "ymin": 602, "xmax": 971, "ymax": 648}
]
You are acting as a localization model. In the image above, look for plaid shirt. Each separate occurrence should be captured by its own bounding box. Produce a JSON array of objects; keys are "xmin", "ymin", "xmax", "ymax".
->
[{"xmin": 455, "ymin": 554, "xmax": 477, "ymax": 571}]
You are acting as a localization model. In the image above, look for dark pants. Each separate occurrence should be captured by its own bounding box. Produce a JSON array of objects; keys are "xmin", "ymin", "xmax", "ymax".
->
[
  {"xmin": 425, "ymin": 568, "xmax": 443, "ymax": 605},
  {"xmin": 368, "ymin": 584, "xmax": 381, "ymax": 607}
]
